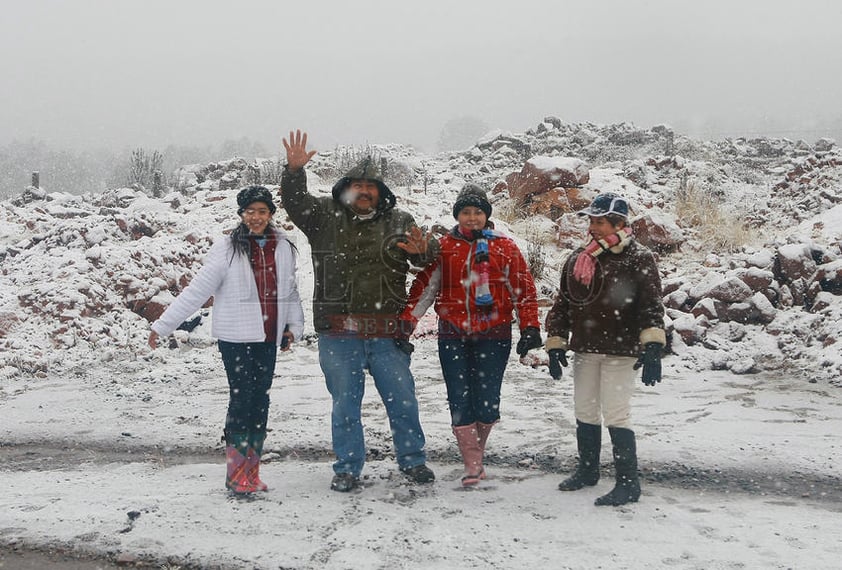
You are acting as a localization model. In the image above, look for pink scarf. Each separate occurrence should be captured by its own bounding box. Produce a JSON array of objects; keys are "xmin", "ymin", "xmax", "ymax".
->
[{"xmin": 572, "ymin": 227, "xmax": 633, "ymax": 285}]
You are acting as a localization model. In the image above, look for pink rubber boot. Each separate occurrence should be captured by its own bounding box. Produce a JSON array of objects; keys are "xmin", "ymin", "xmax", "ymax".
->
[
  {"xmin": 453, "ymin": 424, "xmax": 484, "ymax": 486},
  {"xmin": 226, "ymin": 445, "xmax": 257, "ymax": 494}
]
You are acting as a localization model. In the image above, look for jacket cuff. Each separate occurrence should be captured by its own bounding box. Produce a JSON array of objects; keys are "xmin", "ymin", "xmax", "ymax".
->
[
  {"xmin": 545, "ymin": 335, "xmax": 568, "ymax": 351},
  {"xmin": 640, "ymin": 328, "xmax": 666, "ymax": 346}
]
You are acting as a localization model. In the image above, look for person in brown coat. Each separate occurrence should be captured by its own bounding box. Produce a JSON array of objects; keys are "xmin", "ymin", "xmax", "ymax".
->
[{"xmin": 544, "ymin": 192, "xmax": 666, "ymax": 506}]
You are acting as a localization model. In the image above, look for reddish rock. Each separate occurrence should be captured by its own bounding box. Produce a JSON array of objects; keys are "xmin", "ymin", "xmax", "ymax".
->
[
  {"xmin": 714, "ymin": 293, "xmax": 776, "ymax": 325},
  {"xmin": 810, "ymin": 291, "xmax": 834, "ymax": 312},
  {"xmin": 715, "ymin": 301, "xmax": 753, "ymax": 323},
  {"xmin": 526, "ymin": 188, "xmax": 590, "ymax": 219},
  {"xmin": 774, "ymin": 244, "xmax": 817, "ymax": 283},
  {"xmin": 778, "ymin": 283, "xmax": 794, "ymax": 308},
  {"xmin": 554, "ymin": 214, "xmax": 588, "ymax": 249},
  {"xmin": 816, "ymin": 260, "xmax": 842, "ymax": 293},
  {"xmin": 671, "ymin": 314, "xmax": 707, "ymax": 345},
  {"xmin": 132, "ymin": 299, "xmax": 168, "ymax": 323},
  {"xmin": 750, "ymin": 292, "xmax": 777, "ymax": 324},
  {"xmin": 505, "ymin": 156, "xmax": 590, "ymax": 205},
  {"xmin": 805, "ymin": 279, "xmax": 822, "ymax": 306},
  {"xmin": 707, "ymin": 277, "xmax": 754, "ymax": 303},
  {"xmin": 736, "ymin": 267, "xmax": 775, "ymax": 292},
  {"xmin": 661, "ymin": 277, "xmax": 685, "ymax": 296},
  {"xmin": 664, "ymin": 289, "xmax": 689, "ymax": 310},
  {"xmin": 632, "ymin": 212, "xmax": 684, "ymax": 252},
  {"xmin": 691, "ymin": 298, "xmax": 718, "ymax": 319},
  {"xmin": 759, "ymin": 287, "xmax": 780, "ymax": 307}
]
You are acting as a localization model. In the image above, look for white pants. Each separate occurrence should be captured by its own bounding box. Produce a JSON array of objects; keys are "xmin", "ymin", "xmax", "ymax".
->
[{"xmin": 573, "ymin": 352, "xmax": 637, "ymax": 429}]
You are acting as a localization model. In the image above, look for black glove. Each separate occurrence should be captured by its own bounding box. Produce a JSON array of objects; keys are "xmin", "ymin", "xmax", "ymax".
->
[
  {"xmin": 516, "ymin": 327, "xmax": 543, "ymax": 357},
  {"xmin": 547, "ymin": 349, "xmax": 568, "ymax": 380},
  {"xmin": 394, "ymin": 338, "xmax": 415, "ymax": 355},
  {"xmin": 395, "ymin": 319, "xmax": 416, "ymax": 340},
  {"xmin": 394, "ymin": 319, "xmax": 416, "ymax": 355},
  {"xmin": 633, "ymin": 342, "xmax": 663, "ymax": 386}
]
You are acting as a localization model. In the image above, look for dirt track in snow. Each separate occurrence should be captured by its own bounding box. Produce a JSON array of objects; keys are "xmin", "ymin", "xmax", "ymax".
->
[{"xmin": 3, "ymin": 441, "xmax": 840, "ymax": 509}]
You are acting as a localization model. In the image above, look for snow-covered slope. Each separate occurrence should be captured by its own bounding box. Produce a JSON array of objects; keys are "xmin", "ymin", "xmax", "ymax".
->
[{"xmin": 1, "ymin": 119, "xmax": 841, "ymax": 386}]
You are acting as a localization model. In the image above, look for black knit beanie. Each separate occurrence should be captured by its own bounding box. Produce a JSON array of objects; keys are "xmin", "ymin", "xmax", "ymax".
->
[
  {"xmin": 452, "ymin": 183, "xmax": 492, "ymax": 219},
  {"xmin": 236, "ymin": 186, "xmax": 277, "ymax": 215}
]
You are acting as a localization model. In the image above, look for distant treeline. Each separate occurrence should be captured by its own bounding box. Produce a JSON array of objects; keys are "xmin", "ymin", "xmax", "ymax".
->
[{"xmin": 0, "ymin": 137, "xmax": 270, "ymax": 199}]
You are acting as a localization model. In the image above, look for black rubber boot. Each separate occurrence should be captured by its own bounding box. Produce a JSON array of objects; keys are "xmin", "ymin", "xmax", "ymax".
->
[
  {"xmin": 558, "ymin": 420, "xmax": 601, "ymax": 491},
  {"xmin": 595, "ymin": 426, "xmax": 640, "ymax": 506}
]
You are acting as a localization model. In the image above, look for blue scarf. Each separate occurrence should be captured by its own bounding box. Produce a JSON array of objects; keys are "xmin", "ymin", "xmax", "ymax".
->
[{"xmin": 457, "ymin": 228, "xmax": 497, "ymax": 309}]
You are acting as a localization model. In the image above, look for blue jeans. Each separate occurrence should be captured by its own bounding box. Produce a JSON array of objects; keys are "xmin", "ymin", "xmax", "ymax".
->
[
  {"xmin": 318, "ymin": 334, "xmax": 427, "ymax": 477},
  {"xmin": 438, "ymin": 327, "xmax": 512, "ymax": 426},
  {"xmin": 218, "ymin": 341, "xmax": 277, "ymax": 437}
]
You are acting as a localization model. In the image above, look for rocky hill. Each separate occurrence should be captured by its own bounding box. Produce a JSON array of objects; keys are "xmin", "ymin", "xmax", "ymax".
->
[{"xmin": 1, "ymin": 118, "xmax": 840, "ymax": 386}]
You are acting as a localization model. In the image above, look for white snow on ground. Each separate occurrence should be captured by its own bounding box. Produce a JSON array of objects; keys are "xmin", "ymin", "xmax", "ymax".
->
[{"xmin": 1, "ymin": 340, "xmax": 841, "ymax": 569}]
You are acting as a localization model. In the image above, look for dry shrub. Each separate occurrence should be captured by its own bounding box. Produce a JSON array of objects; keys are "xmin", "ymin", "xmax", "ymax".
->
[
  {"xmin": 675, "ymin": 180, "xmax": 751, "ymax": 252},
  {"xmin": 493, "ymin": 198, "xmax": 522, "ymax": 224},
  {"xmin": 526, "ymin": 229, "xmax": 547, "ymax": 280}
]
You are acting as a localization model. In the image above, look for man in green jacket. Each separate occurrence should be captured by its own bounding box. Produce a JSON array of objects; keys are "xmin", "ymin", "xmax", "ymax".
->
[{"xmin": 282, "ymin": 130, "xmax": 436, "ymax": 492}]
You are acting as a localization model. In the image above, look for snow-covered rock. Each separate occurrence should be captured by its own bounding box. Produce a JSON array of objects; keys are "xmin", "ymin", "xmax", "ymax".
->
[{"xmin": 1, "ymin": 118, "xmax": 841, "ymax": 386}]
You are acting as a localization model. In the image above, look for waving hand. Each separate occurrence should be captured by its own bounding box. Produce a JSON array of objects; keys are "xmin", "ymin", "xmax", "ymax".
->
[{"xmin": 283, "ymin": 129, "xmax": 317, "ymax": 170}]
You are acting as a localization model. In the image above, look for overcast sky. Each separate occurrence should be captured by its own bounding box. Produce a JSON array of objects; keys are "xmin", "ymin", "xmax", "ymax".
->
[{"xmin": 2, "ymin": 0, "xmax": 841, "ymax": 153}]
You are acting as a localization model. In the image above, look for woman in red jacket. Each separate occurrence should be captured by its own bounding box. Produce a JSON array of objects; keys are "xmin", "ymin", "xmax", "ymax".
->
[{"xmin": 401, "ymin": 184, "xmax": 541, "ymax": 486}]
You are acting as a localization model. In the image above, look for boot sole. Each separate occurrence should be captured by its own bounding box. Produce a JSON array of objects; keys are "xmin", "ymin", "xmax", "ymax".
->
[
  {"xmin": 461, "ymin": 467, "xmax": 486, "ymax": 487},
  {"xmin": 594, "ymin": 496, "xmax": 639, "ymax": 506},
  {"xmin": 558, "ymin": 473, "xmax": 599, "ymax": 491},
  {"xmin": 226, "ymin": 484, "xmax": 257, "ymax": 494},
  {"xmin": 558, "ymin": 481, "xmax": 599, "ymax": 491},
  {"xmin": 594, "ymin": 490, "xmax": 641, "ymax": 506}
]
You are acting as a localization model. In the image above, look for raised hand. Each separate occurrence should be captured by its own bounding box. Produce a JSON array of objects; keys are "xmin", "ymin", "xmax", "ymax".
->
[
  {"xmin": 396, "ymin": 226, "xmax": 433, "ymax": 255},
  {"xmin": 282, "ymin": 129, "xmax": 317, "ymax": 170}
]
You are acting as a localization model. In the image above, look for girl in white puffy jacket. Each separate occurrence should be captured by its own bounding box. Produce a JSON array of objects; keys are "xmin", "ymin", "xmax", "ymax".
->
[{"xmin": 148, "ymin": 186, "xmax": 304, "ymax": 494}]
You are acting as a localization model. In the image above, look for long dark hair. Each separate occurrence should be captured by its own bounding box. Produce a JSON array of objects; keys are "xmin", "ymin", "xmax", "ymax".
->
[{"xmin": 227, "ymin": 221, "xmax": 297, "ymax": 264}]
